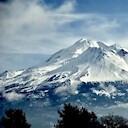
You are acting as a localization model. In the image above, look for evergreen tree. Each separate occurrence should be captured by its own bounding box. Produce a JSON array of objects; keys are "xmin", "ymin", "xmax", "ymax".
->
[
  {"xmin": 1, "ymin": 109, "xmax": 31, "ymax": 128},
  {"xmin": 55, "ymin": 103, "xmax": 101, "ymax": 128},
  {"xmin": 100, "ymin": 115, "xmax": 128, "ymax": 128}
]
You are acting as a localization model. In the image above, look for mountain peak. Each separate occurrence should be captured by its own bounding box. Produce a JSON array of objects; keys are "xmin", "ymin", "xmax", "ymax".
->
[
  {"xmin": 45, "ymin": 38, "xmax": 100, "ymax": 65},
  {"xmin": 73, "ymin": 38, "xmax": 99, "ymax": 48},
  {"xmin": 109, "ymin": 43, "xmax": 121, "ymax": 51}
]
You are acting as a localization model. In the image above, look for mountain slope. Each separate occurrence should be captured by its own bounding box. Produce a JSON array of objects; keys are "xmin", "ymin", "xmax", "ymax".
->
[
  {"xmin": 45, "ymin": 41, "xmax": 128, "ymax": 82},
  {"xmin": 0, "ymin": 38, "xmax": 128, "ymax": 102}
]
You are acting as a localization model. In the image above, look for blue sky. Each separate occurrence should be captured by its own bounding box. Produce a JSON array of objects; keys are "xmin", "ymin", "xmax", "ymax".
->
[{"xmin": 0, "ymin": 0, "xmax": 128, "ymax": 73}]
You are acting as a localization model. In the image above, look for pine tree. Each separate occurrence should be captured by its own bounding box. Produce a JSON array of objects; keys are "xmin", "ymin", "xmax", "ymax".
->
[
  {"xmin": 55, "ymin": 103, "xmax": 101, "ymax": 128},
  {"xmin": 100, "ymin": 115, "xmax": 128, "ymax": 128},
  {"xmin": 1, "ymin": 109, "xmax": 31, "ymax": 128}
]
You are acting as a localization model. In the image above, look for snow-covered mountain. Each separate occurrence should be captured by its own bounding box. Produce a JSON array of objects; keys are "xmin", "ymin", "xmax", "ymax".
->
[{"xmin": 0, "ymin": 38, "xmax": 128, "ymax": 105}]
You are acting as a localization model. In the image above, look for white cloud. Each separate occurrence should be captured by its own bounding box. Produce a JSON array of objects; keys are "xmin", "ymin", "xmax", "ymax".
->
[
  {"xmin": 3, "ymin": 91, "xmax": 25, "ymax": 102},
  {"xmin": 55, "ymin": 0, "xmax": 76, "ymax": 13},
  {"xmin": 99, "ymin": 83, "xmax": 117, "ymax": 94},
  {"xmin": 0, "ymin": 0, "xmax": 78, "ymax": 54},
  {"xmin": 0, "ymin": 0, "xmax": 128, "ymax": 55}
]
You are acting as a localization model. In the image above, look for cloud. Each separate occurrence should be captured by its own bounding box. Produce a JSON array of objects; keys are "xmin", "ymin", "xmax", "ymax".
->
[
  {"xmin": 0, "ymin": 0, "xmax": 78, "ymax": 54},
  {"xmin": 3, "ymin": 91, "xmax": 25, "ymax": 101},
  {"xmin": 55, "ymin": 0, "xmax": 75, "ymax": 13},
  {"xmin": 0, "ymin": 0, "xmax": 128, "ymax": 55},
  {"xmin": 0, "ymin": 0, "xmax": 128, "ymax": 73}
]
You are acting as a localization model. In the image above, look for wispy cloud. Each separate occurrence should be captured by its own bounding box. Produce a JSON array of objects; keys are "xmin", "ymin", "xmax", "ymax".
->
[
  {"xmin": 0, "ymin": 0, "xmax": 78, "ymax": 54},
  {"xmin": 0, "ymin": 0, "xmax": 128, "ymax": 56}
]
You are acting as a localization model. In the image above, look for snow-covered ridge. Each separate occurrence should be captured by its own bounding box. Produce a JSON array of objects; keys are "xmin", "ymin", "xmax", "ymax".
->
[{"xmin": 0, "ymin": 38, "xmax": 128, "ymax": 99}]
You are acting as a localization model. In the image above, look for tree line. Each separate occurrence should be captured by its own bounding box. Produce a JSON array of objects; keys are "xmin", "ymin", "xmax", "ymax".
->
[
  {"xmin": 55, "ymin": 103, "xmax": 128, "ymax": 128},
  {"xmin": 0, "ymin": 103, "xmax": 128, "ymax": 128}
]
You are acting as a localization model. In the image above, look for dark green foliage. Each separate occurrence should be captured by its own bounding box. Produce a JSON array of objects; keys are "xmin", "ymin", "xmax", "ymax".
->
[
  {"xmin": 0, "ymin": 109, "xmax": 31, "ymax": 128},
  {"xmin": 55, "ymin": 103, "xmax": 128, "ymax": 128},
  {"xmin": 55, "ymin": 103, "xmax": 101, "ymax": 128},
  {"xmin": 100, "ymin": 115, "xmax": 128, "ymax": 128}
]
